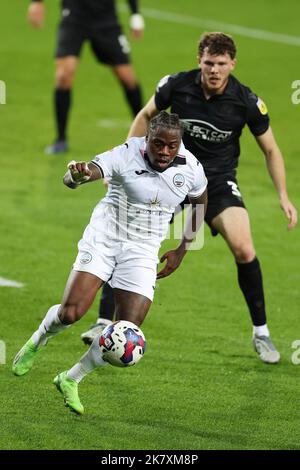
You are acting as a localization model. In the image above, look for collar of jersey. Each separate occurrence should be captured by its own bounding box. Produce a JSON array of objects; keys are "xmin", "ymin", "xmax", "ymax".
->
[{"xmin": 143, "ymin": 152, "xmax": 186, "ymax": 173}]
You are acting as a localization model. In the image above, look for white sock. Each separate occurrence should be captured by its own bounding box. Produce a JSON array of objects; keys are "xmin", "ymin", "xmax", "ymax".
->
[
  {"xmin": 67, "ymin": 334, "xmax": 107, "ymax": 383},
  {"xmin": 31, "ymin": 304, "xmax": 70, "ymax": 347},
  {"xmin": 253, "ymin": 324, "xmax": 270, "ymax": 337}
]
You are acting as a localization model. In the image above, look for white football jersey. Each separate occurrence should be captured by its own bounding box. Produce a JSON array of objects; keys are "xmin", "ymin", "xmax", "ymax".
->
[{"xmin": 88, "ymin": 137, "xmax": 207, "ymax": 245}]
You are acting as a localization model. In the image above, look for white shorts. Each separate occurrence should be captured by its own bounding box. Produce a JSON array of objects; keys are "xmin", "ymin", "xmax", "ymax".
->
[{"xmin": 73, "ymin": 229, "xmax": 159, "ymax": 301}]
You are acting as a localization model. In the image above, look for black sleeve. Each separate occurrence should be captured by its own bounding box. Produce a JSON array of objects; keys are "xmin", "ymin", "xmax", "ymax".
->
[
  {"xmin": 154, "ymin": 74, "xmax": 176, "ymax": 111},
  {"xmin": 245, "ymin": 88, "xmax": 270, "ymax": 136},
  {"xmin": 127, "ymin": 0, "xmax": 139, "ymax": 14}
]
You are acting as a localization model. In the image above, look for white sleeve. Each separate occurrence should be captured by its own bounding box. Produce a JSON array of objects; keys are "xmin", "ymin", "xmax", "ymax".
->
[
  {"xmin": 188, "ymin": 161, "xmax": 207, "ymax": 199},
  {"xmin": 91, "ymin": 143, "xmax": 129, "ymax": 179}
]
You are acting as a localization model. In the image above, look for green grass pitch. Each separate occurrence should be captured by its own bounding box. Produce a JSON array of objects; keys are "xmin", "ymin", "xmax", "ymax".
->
[{"xmin": 0, "ymin": 0, "xmax": 299, "ymax": 450}]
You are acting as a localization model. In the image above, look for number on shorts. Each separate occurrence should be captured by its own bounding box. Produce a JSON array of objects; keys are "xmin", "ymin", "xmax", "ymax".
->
[
  {"xmin": 118, "ymin": 35, "xmax": 130, "ymax": 54},
  {"xmin": 227, "ymin": 181, "xmax": 242, "ymax": 198}
]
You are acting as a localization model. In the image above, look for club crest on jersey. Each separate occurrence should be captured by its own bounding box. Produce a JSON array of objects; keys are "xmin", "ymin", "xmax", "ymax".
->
[
  {"xmin": 256, "ymin": 98, "xmax": 268, "ymax": 115},
  {"xmin": 173, "ymin": 174, "xmax": 185, "ymax": 187},
  {"xmin": 80, "ymin": 252, "xmax": 92, "ymax": 264}
]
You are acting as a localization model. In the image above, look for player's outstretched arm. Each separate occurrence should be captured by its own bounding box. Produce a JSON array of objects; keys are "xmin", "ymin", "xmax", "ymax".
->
[
  {"xmin": 256, "ymin": 127, "xmax": 298, "ymax": 230},
  {"xmin": 157, "ymin": 190, "xmax": 208, "ymax": 279},
  {"xmin": 27, "ymin": 0, "xmax": 45, "ymax": 29},
  {"xmin": 63, "ymin": 161, "xmax": 102, "ymax": 189}
]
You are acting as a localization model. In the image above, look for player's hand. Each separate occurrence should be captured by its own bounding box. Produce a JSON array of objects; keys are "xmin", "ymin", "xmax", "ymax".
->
[
  {"xmin": 130, "ymin": 14, "xmax": 144, "ymax": 40},
  {"xmin": 67, "ymin": 160, "xmax": 92, "ymax": 184},
  {"xmin": 280, "ymin": 197, "xmax": 298, "ymax": 230},
  {"xmin": 157, "ymin": 248, "xmax": 186, "ymax": 279},
  {"xmin": 27, "ymin": 2, "xmax": 45, "ymax": 29}
]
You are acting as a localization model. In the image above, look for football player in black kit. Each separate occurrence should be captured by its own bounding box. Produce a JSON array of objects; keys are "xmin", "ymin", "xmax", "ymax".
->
[
  {"xmin": 82, "ymin": 32, "xmax": 297, "ymax": 364},
  {"xmin": 27, "ymin": 0, "xmax": 144, "ymax": 153}
]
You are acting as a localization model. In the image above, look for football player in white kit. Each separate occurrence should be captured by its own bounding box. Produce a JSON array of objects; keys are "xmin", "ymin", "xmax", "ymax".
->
[{"xmin": 12, "ymin": 112, "xmax": 207, "ymax": 415}]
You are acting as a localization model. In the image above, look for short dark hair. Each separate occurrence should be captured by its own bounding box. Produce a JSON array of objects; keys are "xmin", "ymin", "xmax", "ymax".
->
[
  {"xmin": 198, "ymin": 32, "xmax": 236, "ymax": 59},
  {"xmin": 149, "ymin": 111, "xmax": 184, "ymax": 136}
]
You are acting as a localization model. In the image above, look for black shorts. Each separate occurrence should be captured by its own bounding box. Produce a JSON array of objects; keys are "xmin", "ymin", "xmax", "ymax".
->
[
  {"xmin": 205, "ymin": 171, "xmax": 246, "ymax": 235},
  {"xmin": 178, "ymin": 171, "xmax": 246, "ymax": 236},
  {"xmin": 55, "ymin": 20, "xmax": 131, "ymax": 65}
]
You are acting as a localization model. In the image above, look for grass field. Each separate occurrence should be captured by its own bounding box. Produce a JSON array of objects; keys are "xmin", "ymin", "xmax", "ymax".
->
[{"xmin": 0, "ymin": 0, "xmax": 300, "ymax": 450}]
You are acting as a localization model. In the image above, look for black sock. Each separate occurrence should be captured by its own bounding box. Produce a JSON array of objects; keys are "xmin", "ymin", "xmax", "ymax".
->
[
  {"xmin": 236, "ymin": 257, "xmax": 267, "ymax": 326},
  {"xmin": 99, "ymin": 283, "xmax": 115, "ymax": 321},
  {"xmin": 55, "ymin": 88, "xmax": 71, "ymax": 141},
  {"xmin": 121, "ymin": 83, "xmax": 143, "ymax": 116}
]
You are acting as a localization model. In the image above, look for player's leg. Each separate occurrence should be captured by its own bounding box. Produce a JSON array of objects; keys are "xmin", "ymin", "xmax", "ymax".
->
[
  {"xmin": 12, "ymin": 271, "xmax": 103, "ymax": 376},
  {"xmin": 46, "ymin": 21, "xmax": 84, "ymax": 154},
  {"xmin": 47, "ymin": 57, "xmax": 78, "ymax": 153},
  {"xmin": 53, "ymin": 236, "xmax": 120, "ymax": 414},
  {"xmin": 80, "ymin": 282, "xmax": 115, "ymax": 345},
  {"xmin": 211, "ymin": 206, "xmax": 280, "ymax": 363},
  {"xmin": 68, "ymin": 291, "xmax": 150, "ymax": 383},
  {"xmin": 53, "ymin": 270, "xmax": 105, "ymax": 415},
  {"xmin": 60, "ymin": 252, "xmax": 155, "ymax": 414},
  {"xmin": 112, "ymin": 63, "xmax": 143, "ymax": 117},
  {"xmin": 90, "ymin": 27, "xmax": 143, "ymax": 117},
  {"xmin": 114, "ymin": 289, "xmax": 151, "ymax": 326},
  {"xmin": 56, "ymin": 290, "xmax": 151, "ymax": 414}
]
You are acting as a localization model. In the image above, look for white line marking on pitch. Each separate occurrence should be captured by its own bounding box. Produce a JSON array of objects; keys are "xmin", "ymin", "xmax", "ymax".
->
[
  {"xmin": 120, "ymin": 4, "xmax": 300, "ymax": 47},
  {"xmin": 97, "ymin": 119, "xmax": 131, "ymax": 129},
  {"xmin": 0, "ymin": 277, "xmax": 24, "ymax": 288}
]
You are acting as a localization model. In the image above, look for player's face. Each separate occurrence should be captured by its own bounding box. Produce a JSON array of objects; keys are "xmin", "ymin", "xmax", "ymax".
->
[
  {"xmin": 199, "ymin": 49, "xmax": 236, "ymax": 94},
  {"xmin": 146, "ymin": 128, "xmax": 181, "ymax": 171}
]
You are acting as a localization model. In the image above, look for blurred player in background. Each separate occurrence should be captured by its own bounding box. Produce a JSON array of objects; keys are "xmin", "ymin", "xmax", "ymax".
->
[
  {"xmin": 85, "ymin": 32, "xmax": 297, "ymax": 364},
  {"xmin": 12, "ymin": 112, "xmax": 208, "ymax": 414},
  {"xmin": 27, "ymin": 0, "xmax": 144, "ymax": 153}
]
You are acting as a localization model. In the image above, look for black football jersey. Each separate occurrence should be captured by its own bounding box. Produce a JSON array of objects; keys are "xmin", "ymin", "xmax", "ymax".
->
[{"xmin": 155, "ymin": 69, "xmax": 270, "ymax": 177}]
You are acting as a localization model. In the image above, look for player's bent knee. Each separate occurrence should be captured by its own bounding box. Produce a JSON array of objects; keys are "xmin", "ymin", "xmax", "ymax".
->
[
  {"xmin": 58, "ymin": 304, "xmax": 86, "ymax": 325},
  {"xmin": 115, "ymin": 303, "xmax": 151, "ymax": 327},
  {"xmin": 55, "ymin": 70, "xmax": 74, "ymax": 89},
  {"xmin": 121, "ymin": 79, "xmax": 138, "ymax": 90},
  {"xmin": 56, "ymin": 77, "xmax": 73, "ymax": 89},
  {"xmin": 233, "ymin": 245, "xmax": 256, "ymax": 263}
]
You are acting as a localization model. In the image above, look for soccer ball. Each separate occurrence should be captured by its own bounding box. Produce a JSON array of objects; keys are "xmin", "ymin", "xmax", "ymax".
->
[{"xmin": 99, "ymin": 320, "xmax": 146, "ymax": 367}]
